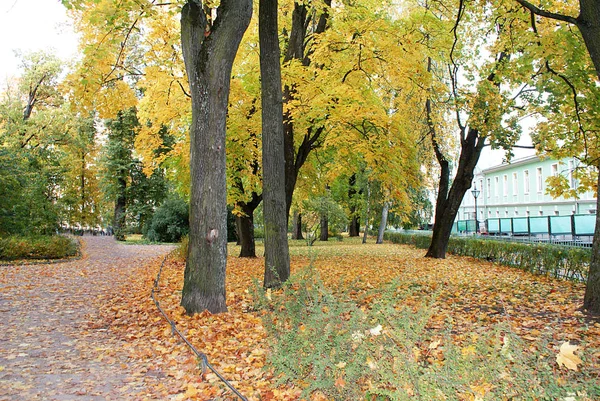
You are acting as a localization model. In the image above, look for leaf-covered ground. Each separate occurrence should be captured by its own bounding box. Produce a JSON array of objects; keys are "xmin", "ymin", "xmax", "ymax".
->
[
  {"xmin": 1, "ymin": 236, "xmax": 599, "ymax": 400},
  {"xmin": 139, "ymin": 238, "xmax": 600, "ymax": 400}
]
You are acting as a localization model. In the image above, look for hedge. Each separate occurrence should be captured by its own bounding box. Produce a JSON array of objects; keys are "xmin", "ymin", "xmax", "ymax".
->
[
  {"xmin": 0, "ymin": 235, "xmax": 79, "ymax": 261},
  {"xmin": 384, "ymin": 232, "xmax": 590, "ymax": 282}
]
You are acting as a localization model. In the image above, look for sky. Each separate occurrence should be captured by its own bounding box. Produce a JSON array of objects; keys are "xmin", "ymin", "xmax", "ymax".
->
[{"xmin": 0, "ymin": 0, "xmax": 78, "ymax": 80}]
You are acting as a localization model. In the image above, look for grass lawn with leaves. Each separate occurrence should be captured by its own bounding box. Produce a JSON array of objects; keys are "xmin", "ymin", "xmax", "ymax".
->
[{"xmin": 105, "ymin": 237, "xmax": 600, "ymax": 400}]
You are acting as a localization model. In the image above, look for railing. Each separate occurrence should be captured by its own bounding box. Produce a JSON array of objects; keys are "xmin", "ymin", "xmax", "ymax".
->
[
  {"xmin": 151, "ymin": 254, "xmax": 249, "ymax": 401},
  {"xmin": 452, "ymin": 213, "xmax": 595, "ymax": 247}
]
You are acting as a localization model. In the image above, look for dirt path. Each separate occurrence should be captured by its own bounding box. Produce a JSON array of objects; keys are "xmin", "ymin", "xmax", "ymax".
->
[{"xmin": 0, "ymin": 236, "xmax": 176, "ymax": 400}]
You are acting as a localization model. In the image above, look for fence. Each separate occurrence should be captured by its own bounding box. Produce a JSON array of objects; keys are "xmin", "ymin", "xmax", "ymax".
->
[{"xmin": 452, "ymin": 213, "xmax": 596, "ymax": 246}]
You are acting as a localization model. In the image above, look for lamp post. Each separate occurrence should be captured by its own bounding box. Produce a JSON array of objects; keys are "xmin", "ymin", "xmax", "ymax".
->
[{"xmin": 471, "ymin": 184, "xmax": 480, "ymax": 234}]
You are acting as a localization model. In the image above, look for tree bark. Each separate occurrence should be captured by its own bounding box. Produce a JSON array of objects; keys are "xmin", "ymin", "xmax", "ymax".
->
[
  {"xmin": 260, "ymin": 0, "xmax": 290, "ymax": 289},
  {"xmin": 237, "ymin": 213, "xmax": 256, "ymax": 257},
  {"xmin": 584, "ymin": 167, "xmax": 600, "ymax": 314},
  {"xmin": 319, "ymin": 215, "xmax": 328, "ymax": 241},
  {"xmin": 376, "ymin": 202, "xmax": 389, "ymax": 244},
  {"xmin": 291, "ymin": 210, "xmax": 304, "ymax": 239},
  {"xmin": 426, "ymin": 126, "xmax": 486, "ymax": 258},
  {"xmin": 348, "ymin": 174, "xmax": 360, "ymax": 236},
  {"xmin": 113, "ymin": 176, "xmax": 127, "ymax": 240},
  {"xmin": 180, "ymin": 0, "xmax": 252, "ymax": 314},
  {"xmin": 362, "ymin": 180, "xmax": 371, "ymax": 244}
]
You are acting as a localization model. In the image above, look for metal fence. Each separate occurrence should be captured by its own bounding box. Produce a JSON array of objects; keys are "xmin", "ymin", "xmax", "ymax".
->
[{"xmin": 452, "ymin": 213, "xmax": 596, "ymax": 247}]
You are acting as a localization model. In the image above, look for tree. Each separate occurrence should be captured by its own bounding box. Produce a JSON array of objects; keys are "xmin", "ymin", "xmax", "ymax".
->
[
  {"xmin": 421, "ymin": 0, "xmax": 525, "ymax": 258},
  {"xmin": 260, "ymin": 0, "xmax": 291, "ymax": 288},
  {"xmin": 512, "ymin": 0, "xmax": 600, "ymax": 314},
  {"xmin": 180, "ymin": 0, "xmax": 253, "ymax": 314},
  {"xmin": 102, "ymin": 109, "xmax": 138, "ymax": 240}
]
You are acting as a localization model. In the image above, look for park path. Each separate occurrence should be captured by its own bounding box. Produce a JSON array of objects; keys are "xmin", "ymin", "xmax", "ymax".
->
[{"xmin": 0, "ymin": 236, "xmax": 177, "ymax": 400}]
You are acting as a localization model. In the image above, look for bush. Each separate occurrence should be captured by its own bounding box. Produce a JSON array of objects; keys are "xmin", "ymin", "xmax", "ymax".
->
[
  {"xmin": 255, "ymin": 268, "xmax": 599, "ymax": 400},
  {"xmin": 144, "ymin": 198, "xmax": 189, "ymax": 243},
  {"xmin": 384, "ymin": 232, "xmax": 591, "ymax": 282},
  {"xmin": 0, "ymin": 235, "xmax": 79, "ymax": 260}
]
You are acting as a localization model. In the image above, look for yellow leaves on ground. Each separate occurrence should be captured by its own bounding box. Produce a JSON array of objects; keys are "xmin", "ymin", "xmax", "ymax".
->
[
  {"xmin": 556, "ymin": 341, "xmax": 583, "ymax": 371},
  {"xmin": 99, "ymin": 239, "xmax": 600, "ymax": 400}
]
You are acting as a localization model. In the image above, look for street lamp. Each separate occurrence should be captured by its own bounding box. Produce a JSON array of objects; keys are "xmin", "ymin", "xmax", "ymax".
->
[{"xmin": 471, "ymin": 184, "xmax": 480, "ymax": 233}]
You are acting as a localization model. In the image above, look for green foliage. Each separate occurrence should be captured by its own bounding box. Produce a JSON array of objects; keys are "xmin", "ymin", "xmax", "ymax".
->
[
  {"xmin": 255, "ymin": 268, "xmax": 599, "ymax": 400},
  {"xmin": 0, "ymin": 235, "xmax": 78, "ymax": 260},
  {"xmin": 384, "ymin": 232, "xmax": 591, "ymax": 281},
  {"xmin": 144, "ymin": 197, "xmax": 189, "ymax": 243}
]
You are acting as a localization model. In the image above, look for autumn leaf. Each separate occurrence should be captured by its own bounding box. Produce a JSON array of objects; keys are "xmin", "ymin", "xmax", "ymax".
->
[{"xmin": 556, "ymin": 341, "xmax": 583, "ymax": 371}]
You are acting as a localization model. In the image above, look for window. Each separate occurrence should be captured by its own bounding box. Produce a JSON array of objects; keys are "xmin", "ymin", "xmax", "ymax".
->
[
  {"xmin": 512, "ymin": 172, "xmax": 518, "ymax": 195},
  {"xmin": 551, "ymin": 163, "xmax": 558, "ymax": 176},
  {"xmin": 524, "ymin": 170, "xmax": 530, "ymax": 194},
  {"xmin": 487, "ymin": 178, "xmax": 491, "ymax": 197},
  {"xmin": 536, "ymin": 167, "xmax": 543, "ymax": 192},
  {"xmin": 503, "ymin": 175, "xmax": 508, "ymax": 196},
  {"xmin": 494, "ymin": 177, "xmax": 499, "ymax": 197}
]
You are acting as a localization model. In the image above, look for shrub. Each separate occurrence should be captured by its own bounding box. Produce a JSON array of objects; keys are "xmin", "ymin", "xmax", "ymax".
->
[
  {"xmin": 384, "ymin": 232, "xmax": 591, "ymax": 281},
  {"xmin": 255, "ymin": 268, "xmax": 599, "ymax": 400},
  {"xmin": 144, "ymin": 198, "xmax": 189, "ymax": 243},
  {"xmin": 0, "ymin": 235, "xmax": 79, "ymax": 260}
]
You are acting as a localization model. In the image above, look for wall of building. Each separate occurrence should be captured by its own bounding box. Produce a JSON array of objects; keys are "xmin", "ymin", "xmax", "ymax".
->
[{"xmin": 458, "ymin": 156, "xmax": 597, "ymax": 224}]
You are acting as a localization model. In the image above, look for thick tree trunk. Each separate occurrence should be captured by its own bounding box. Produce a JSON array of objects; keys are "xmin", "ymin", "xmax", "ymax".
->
[
  {"xmin": 260, "ymin": 0, "xmax": 290, "ymax": 289},
  {"xmin": 583, "ymin": 169, "xmax": 600, "ymax": 314},
  {"xmin": 578, "ymin": 2, "xmax": 600, "ymax": 80},
  {"xmin": 349, "ymin": 216, "xmax": 360, "ymax": 237},
  {"xmin": 376, "ymin": 202, "xmax": 389, "ymax": 244},
  {"xmin": 180, "ymin": 0, "xmax": 252, "ymax": 314},
  {"xmin": 320, "ymin": 215, "xmax": 328, "ymax": 241},
  {"xmin": 426, "ymin": 127, "xmax": 486, "ymax": 258},
  {"xmin": 237, "ymin": 212, "xmax": 256, "ymax": 258},
  {"xmin": 291, "ymin": 210, "xmax": 304, "ymax": 239}
]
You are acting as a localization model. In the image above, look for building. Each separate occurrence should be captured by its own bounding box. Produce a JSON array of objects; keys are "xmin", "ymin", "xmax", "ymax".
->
[{"xmin": 456, "ymin": 155, "xmax": 596, "ymax": 236}]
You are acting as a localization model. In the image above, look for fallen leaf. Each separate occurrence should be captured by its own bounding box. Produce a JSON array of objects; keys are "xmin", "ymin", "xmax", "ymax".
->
[{"xmin": 556, "ymin": 341, "xmax": 582, "ymax": 371}]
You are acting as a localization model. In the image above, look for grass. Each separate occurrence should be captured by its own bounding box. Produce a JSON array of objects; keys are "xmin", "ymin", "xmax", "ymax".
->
[{"xmin": 122, "ymin": 234, "xmax": 178, "ymax": 245}]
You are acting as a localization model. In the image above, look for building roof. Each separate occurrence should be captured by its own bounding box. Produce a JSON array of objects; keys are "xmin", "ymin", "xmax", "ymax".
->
[{"xmin": 481, "ymin": 154, "xmax": 542, "ymax": 174}]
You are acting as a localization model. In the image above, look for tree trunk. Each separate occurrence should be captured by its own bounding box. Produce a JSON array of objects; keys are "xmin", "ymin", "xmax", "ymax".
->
[
  {"xmin": 260, "ymin": 0, "xmax": 290, "ymax": 289},
  {"xmin": 283, "ymin": 1, "xmax": 331, "ymax": 220},
  {"xmin": 292, "ymin": 210, "xmax": 304, "ymax": 239},
  {"xmin": 376, "ymin": 202, "xmax": 389, "ymax": 244},
  {"xmin": 113, "ymin": 176, "xmax": 127, "ymax": 240},
  {"xmin": 426, "ymin": 127, "xmax": 486, "ymax": 258},
  {"xmin": 348, "ymin": 174, "xmax": 360, "ymax": 236},
  {"xmin": 237, "ymin": 212, "xmax": 256, "ymax": 258},
  {"xmin": 180, "ymin": 0, "xmax": 252, "ymax": 315},
  {"xmin": 320, "ymin": 215, "xmax": 329, "ymax": 241},
  {"xmin": 583, "ymin": 168, "xmax": 600, "ymax": 314},
  {"xmin": 362, "ymin": 180, "xmax": 371, "ymax": 244},
  {"xmin": 578, "ymin": 1, "xmax": 600, "ymax": 80}
]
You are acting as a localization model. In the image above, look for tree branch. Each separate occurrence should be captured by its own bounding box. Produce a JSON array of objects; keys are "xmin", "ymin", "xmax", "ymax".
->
[{"xmin": 514, "ymin": 0, "xmax": 579, "ymax": 25}]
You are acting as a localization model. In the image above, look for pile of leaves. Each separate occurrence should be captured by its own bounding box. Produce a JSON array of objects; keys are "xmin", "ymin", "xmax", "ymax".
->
[{"xmin": 102, "ymin": 238, "xmax": 600, "ymax": 400}]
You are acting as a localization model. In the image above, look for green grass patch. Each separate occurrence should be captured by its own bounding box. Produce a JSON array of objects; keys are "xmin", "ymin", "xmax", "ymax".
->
[
  {"xmin": 253, "ymin": 267, "xmax": 600, "ymax": 400},
  {"xmin": 0, "ymin": 235, "xmax": 79, "ymax": 261}
]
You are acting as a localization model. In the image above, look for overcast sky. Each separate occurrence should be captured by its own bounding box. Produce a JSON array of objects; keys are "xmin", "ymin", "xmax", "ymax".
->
[{"xmin": 0, "ymin": 0, "xmax": 78, "ymax": 80}]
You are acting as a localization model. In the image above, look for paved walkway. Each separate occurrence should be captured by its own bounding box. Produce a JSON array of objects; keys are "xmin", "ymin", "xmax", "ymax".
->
[{"xmin": 0, "ymin": 236, "xmax": 176, "ymax": 400}]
